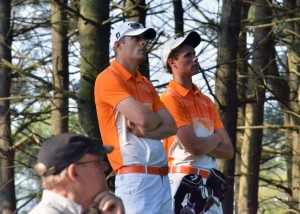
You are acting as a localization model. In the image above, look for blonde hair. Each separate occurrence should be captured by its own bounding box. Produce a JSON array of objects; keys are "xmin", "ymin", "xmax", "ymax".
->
[{"xmin": 35, "ymin": 163, "xmax": 68, "ymax": 189}]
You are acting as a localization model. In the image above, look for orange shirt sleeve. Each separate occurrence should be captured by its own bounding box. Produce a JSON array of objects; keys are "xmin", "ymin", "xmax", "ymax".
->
[
  {"xmin": 160, "ymin": 91, "xmax": 189, "ymax": 129},
  {"xmin": 144, "ymin": 78, "xmax": 166, "ymax": 112},
  {"xmin": 95, "ymin": 70, "xmax": 131, "ymax": 108},
  {"xmin": 205, "ymin": 96, "xmax": 224, "ymax": 130}
]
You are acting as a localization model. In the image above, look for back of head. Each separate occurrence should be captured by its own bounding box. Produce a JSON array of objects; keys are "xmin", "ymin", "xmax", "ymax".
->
[{"xmin": 36, "ymin": 133, "xmax": 113, "ymax": 177}]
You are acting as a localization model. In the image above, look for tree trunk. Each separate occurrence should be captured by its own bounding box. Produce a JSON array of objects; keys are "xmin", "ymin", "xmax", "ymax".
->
[
  {"xmin": 50, "ymin": 0, "xmax": 69, "ymax": 135},
  {"xmin": 238, "ymin": 1, "xmax": 272, "ymax": 213},
  {"xmin": 215, "ymin": 1, "xmax": 241, "ymax": 213},
  {"xmin": 0, "ymin": 1, "xmax": 16, "ymax": 213},
  {"xmin": 283, "ymin": 1, "xmax": 300, "ymax": 211},
  {"xmin": 235, "ymin": 2, "xmax": 250, "ymax": 212},
  {"xmin": 172, "ymin": 0, "xmax": 184, "ymax": 35},
  {"xmin": 78, "ymin": 0, "xmax": 110, "ymax": 138},
  {"xmin": 286, "ymin": 44, "xmax": 300, "ymax": 213}
]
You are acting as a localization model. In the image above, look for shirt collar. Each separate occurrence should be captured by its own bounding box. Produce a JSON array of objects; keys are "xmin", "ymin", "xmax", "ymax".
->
[
  {"xmin": 169, "ymin": 80, "xmax": 200, "ymax": 97},
  {"xmin": 41, "ymin": 190, "xmax": 84, "ymax": 213},
  {"xmin": 111, "ymin": 60, "xmax": 143, "ymax": 82}
]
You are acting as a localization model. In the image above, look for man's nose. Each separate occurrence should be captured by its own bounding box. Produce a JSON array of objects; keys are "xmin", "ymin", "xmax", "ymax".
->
[
  {"xmin": 140, "ymin": 38, "xmax": 148, "ymax": 45},
  {"xmin": 193, "ymin": 56, "xmax": 198, "ymax": 62}
]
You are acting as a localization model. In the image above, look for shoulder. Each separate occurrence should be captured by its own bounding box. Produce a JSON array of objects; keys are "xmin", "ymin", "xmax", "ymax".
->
[
  {"xmin": 97, "ymin": 66, "xmax": 117, "ymax": 80},
  {"xmin": 161, "ymin": 86, "xmax": 182, "ymax": 102},
  {"xmin": 95, "ymin": 67, "xmax": 126, "ymax": 91},
  {"xmin": 29, "ymin": 204, "xmax": 57, "ymax": 214}
]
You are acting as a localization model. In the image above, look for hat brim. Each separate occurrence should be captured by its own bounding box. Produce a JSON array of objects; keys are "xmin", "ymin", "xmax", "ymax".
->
[
  {"xmin": 185, "ymin": 31, "xmax": 201, "ymax": 48},
  {"xmin": 89, "ymin": 144, "xmax": 114, "ymax": 155},
  {"xmin": 171, "ymin": 31, "xmax": 201, "ymax": 50},
  {"xmin": 125, "ymin": 28, "xmax": 156, "ymax": 40}
]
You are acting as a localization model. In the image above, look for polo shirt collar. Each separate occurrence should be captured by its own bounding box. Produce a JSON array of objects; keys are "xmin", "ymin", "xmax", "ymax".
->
[
  {"xmin": 111, "ymin": 60, "xmax": 143, "ymax": 81},
  {"xmin": 41, "ymin": 190, "xmax": 83, "ymax": 213},
  {"xmin": 169, "ymin": 80, "xmax": 200, "ymax": 97}
]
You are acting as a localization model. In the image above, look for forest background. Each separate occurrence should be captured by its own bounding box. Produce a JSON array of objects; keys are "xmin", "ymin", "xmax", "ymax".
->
[{"xmin": 0, "ymin": 0, "xmax": 299, "ymax": 213}]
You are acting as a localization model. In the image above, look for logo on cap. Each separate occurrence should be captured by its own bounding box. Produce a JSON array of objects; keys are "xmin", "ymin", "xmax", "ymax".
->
[{"xmin": 128, "ymin": 23, "xmax": 143, "ymax": 29}]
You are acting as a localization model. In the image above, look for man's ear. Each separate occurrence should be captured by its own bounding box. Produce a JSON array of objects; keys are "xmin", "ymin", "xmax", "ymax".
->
[
  {"xmin": 67, "ymin": 164, "xmax": 79, "ymax": 181},
  {"xmin": 168, "ymin": 58, "xmax": 177, "ymax": 69},
  {"xmin": 115, "ymin": 40, "xmax": 122, "ymax": 49}
]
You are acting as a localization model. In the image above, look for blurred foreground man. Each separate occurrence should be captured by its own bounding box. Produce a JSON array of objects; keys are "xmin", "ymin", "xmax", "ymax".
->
[
  {"xmin": 160, "ymin": 31, "xmax": 234, "ymax": 214},
  {"xmin": 29, "ymin": 133, "xmax": 125, "ymax": 214},
  {"xmin": 94, "ymin": 21, "xmax": 177, "ymax": 214}
]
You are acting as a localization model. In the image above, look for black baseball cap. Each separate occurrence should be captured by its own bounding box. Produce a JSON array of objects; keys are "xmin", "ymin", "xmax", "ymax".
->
[{"xmin": 37, "ymin": 133, "xmax": 113, "ymax": 176}]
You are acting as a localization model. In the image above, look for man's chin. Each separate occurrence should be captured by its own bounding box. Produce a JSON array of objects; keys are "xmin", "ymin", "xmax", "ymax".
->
[
  {"xmin": 192, "ymin": 69, "xmax": 200, "ymax": 75},
  {"xmin": 137, "ymin": 56, "xmax": 147, "ymax": 64}
]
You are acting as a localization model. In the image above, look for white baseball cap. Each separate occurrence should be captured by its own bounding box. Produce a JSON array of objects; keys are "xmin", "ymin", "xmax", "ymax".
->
[
  {"xmin": 111, "ymin": 21, "xmax": 156, "ymax": 47},
  {"xmin": 161, "ymin": 31, "xmax": 201, "ymax": 68}
]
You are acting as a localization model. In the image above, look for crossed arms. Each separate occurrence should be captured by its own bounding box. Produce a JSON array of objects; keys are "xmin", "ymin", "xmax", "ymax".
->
[
  {"xmin": 177, "ymin": 125, "xmax": 234, "ymax": 159},
  {"xmin": 116, "ymin": 97, "xmax": 177, "ymax": 140}
]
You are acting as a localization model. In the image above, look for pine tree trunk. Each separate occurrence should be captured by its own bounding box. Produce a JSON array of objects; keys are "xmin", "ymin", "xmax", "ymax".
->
[
  {"xmin": 238, "ymin": 1, "xmax": 272, "ymax": 213},
  {"xmin": 287, "ymin": 50, "xmax": 300, "ymax": 213},
  {"xmin": 50, "ymin": 0, "xmax": 69, "ymax": 135},
  {"xmin": 78, "ymin": 0, "xmax": 110, "ymax": 138},
  {"xmin": 283, "ymin": 0, "xmax": 300, "ymax": 211},
  {"xmin": 215, "ymin": 1, "xmax": 241, "ymax": 213},
  {"xmin": 235, "ymin": 3, "xmax": 250, "ymax": 212},
  {"xmin": 0, "ymin": 0, "xmax": 16, "ymax": 213},
  {"xmin": 172, "ymin": 0, "xmax": 184, "ymax": 35}
]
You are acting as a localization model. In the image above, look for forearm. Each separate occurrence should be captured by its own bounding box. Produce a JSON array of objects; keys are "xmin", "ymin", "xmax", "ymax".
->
[
  {"xmin": 116, "ymin": 97, "xmax": 162, "ymax": 131},
  {"xmin": 208, "ymin": 128, "xmax": 234, "ymax": 159},
  {"xmin": 129, "ymin": 109, "xmax": 177, "ymax": 139},
  {"xmin": 136, "ymin": 109, "xmax": 163, "ymax": 131},
  {"xmin": 178, "ymin": 126, "xmax": 221, "ymax": 156},
  {"xmin": 139, "ymin": 121, "xmax": 176, "ymax": 139},
  {"xmin": 207, "ymin": 141, "xmax": 234, "ymax": 159},
  {"xmin": 192, "ymin": 133, "xmax": 222, "ymax": 156}
]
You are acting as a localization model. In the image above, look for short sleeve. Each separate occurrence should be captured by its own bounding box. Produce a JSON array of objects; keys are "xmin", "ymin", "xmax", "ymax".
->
[
  {"xmin": 161, "ymin": 91, "xmax": 190, "ymax": 128},
  {"xmin": 95, "ymin": 70, "xmax": 131, "ymax": 108}
]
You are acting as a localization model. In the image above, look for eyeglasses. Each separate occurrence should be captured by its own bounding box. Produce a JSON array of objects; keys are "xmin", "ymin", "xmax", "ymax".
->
[{"xmin": 75, "ymin": 159, "xmax": 107, "ymax": 169}]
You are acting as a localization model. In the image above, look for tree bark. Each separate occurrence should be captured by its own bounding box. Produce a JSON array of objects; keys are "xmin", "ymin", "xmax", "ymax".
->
[
  {"xmin": 50, "ymin": 0, "xmax": 69, "ymax": 135},
  {"xmin": 283, "ymin": 0, "xmax": 300, "ymax": 211},
  {"xmin": 78, "ymin": 0, "xmax": 110, "ymax": 138},
  {"xmin": 235, "ymin": 2, "xmax": 250, "ymax": 212},
  {"xmin": 238, "ymin": 0, "xmax": 272, "ymax": 213},
  {"xmin": 173, "ymin": 0, "xmax": 184, "ymax": 35},
  {"xmin": 215, "ymin": 1, "xmax": 241, "ymax": 213},
  {"xmin": 0, "ymin": 0, "xmax": 16, "ymax": 213}
]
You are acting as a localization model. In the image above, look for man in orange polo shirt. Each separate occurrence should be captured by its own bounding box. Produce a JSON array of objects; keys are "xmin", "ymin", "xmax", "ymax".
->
[
  {"xmin": 160, "ymin": 31, "xmax": 234, "ymax": 214},
  {"xmin": 94, "ymin": 21, "xmax": 177, "ymax": 214}
]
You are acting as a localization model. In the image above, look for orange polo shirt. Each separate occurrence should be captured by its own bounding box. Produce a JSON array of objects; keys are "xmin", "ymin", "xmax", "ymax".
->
[
  {"xmin": 160, "ymin": 80, "xmax": 224, "ymax": 169},
  {"xmin": 94, "ymin": 60, "xmax": 168, "ymax": 171}
]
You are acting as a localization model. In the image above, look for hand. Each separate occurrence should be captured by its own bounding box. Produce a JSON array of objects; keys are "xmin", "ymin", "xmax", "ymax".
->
[
  {"xmin": 93, "ymin": 191, "xmax": 125, "ymax": 214},
  {"xmin": 126, "ymin": 120, "xmax": 143, "ymax": 137}
]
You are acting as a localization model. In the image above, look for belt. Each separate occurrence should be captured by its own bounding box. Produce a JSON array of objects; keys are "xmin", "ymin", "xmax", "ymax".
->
[
  {"xmin": 169, "ymin": 165, "xmax": 210, "ymax": 178},
  {"xmin": 116, "ymin": 166, "xmax": 169, "ymax": 176}
]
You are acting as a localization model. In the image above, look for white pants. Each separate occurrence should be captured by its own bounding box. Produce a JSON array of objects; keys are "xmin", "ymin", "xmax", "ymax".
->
[
  {"xmin": 168, "ymin": 173, "xmax": 223, "ymax": 214},
  {"xmin": 115, "ymin": 173, "xmax": 172, "ymax": 214}
]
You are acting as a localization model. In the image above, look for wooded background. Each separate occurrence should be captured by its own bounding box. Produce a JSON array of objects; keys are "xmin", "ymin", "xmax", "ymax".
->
[{"xmin": 0, "ymin": 0, "xmax": 299, "ymax": 213}]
